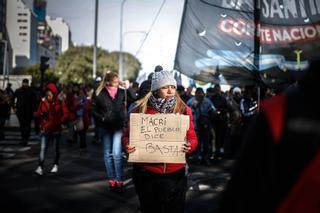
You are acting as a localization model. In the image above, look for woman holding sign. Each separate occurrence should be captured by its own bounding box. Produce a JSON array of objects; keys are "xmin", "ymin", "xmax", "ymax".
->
[{"xmin": 123, "ymin": 66, "xmax": 198, "ymax": 213}]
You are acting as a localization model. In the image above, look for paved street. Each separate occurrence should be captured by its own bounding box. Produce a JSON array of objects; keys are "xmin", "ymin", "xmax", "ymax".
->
[{"xmin": 0, "ymin": 114, "xmax": 234, "ymax": 213}]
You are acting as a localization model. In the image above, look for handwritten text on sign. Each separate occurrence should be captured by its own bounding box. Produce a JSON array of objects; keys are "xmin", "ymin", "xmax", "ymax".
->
[{"xmin": 128, "ymin": 113, "xmax": 189, "ymax": 163}]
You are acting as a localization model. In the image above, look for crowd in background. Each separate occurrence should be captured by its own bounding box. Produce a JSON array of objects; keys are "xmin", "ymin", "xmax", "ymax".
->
[{"xmin": 0, "ymin": 72, "xmax": 277, "ymax": 164}]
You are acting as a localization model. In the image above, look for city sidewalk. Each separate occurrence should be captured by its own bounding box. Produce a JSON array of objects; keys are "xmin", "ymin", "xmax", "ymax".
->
[{"xmin": 0, "ymin": 115, "xmax": 234, "ymax": 213}]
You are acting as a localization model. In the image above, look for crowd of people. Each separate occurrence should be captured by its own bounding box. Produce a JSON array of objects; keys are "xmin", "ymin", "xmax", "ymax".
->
[
  {"xmin": 1, "ymin": 60, "xmax": 319, "ymax": 212},
  {"xmin": 0, "ymin": 66, "xmax": 257, "ymax": 180}
]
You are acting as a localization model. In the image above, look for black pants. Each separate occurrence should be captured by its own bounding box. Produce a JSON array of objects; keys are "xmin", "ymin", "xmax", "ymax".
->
[
  {"xmin": 16, "ymin": 112, "xmax": 32, "ymax": 143},
  {"xmin": 133, "ymin": 166, "xmax": 187, "ymax": 213},
  {"xmin": 76, "ymin": 128, "xmax": 87, "ymax": 149},
  {"xmin": 0, "ymin": 117, "xmax": 5, "ymax": 139},
  {"xmin": 213, "ymin": 121, "xmax": 227, "ymax": 157}
]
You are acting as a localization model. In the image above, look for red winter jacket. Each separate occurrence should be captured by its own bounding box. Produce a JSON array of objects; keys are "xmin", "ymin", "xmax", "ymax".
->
[
  {"xmin": 35, "ymin": 83, "xmax": 69, "ymax": 133},
  {"xmin": 75, "ymin": 96, "xmax": 92, "ymax": 127},
  {"xmin": 122, "ymin": 106, "xmax": 198, "ymax": 174}
]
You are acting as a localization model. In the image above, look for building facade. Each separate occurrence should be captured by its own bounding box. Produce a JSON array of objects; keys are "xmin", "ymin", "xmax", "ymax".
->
[
  {"xmin": 46, "ymin": 16, "xmax": 70, "ymax": 53},
  {"xmin": 6, "ymin": 0, "xmax": 38, "ymax": 68}
]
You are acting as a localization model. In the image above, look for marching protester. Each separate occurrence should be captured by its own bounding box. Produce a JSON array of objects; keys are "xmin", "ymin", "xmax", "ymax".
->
[
  {"xmin": 187, "ymin": 87, "xmax": 215, "ymax": 165},
  {"xmin": 4, "ymin": 83, "xmax": 14, "ymax": 123},
  {"xmin": 0, "ymin": 89, "xmax": 10, "ymax": 140},
  {"xmin": 123, "ymin": 69, "xmax": 198, "ymax": 213},
  {"xmin": 13, "ymin": 78, "xmax": 37, "ymax": 146},
  {"xmin": 218, "ymin": 59, "xmax": 320, "ymax": 213},
  {"xmin": 239, "ymin": 85, "xmax": 258, "ymax": 131},
  {"xmin": 92, "ymin": 71, "xmax": 126, "ymax": 191},
  {"xmin": 207, "ymin": 84, "xmax": 229, "ymax": 159},
  {"xmin": 225, "ymin": 87, "xmax": 243, "ymax": 158},
  {"xmin": 34, "ymin": 83, "xmax": 69, "ymax": 175},
  {"xmin": 74, "ymin": 87, "xmax": 92, "ymax": 153}
]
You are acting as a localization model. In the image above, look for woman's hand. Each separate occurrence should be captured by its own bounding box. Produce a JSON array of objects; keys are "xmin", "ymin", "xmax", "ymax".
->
[
  {"xmin": 125, "ymin": 144, "xmax": 136, "ymax": 154},
  {"xmin": 182, "ymin": 142, "xmax": 192, "ymax": 153}
]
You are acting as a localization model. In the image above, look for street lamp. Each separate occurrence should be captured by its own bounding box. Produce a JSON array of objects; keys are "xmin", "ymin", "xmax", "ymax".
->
[
  {"xmin": 93, "ymin": 0, "xmax": 99, "ymax": 80},
  {"xmin": 119, "ymin": 0, "xmax": 127, "ymax": 81}
]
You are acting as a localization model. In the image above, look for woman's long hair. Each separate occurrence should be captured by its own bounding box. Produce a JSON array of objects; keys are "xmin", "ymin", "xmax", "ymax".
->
[
  {"xmin": 134, "ymin": 91, "xmax": 187, "ymax": 114},
  {"xmin": 95, "ymin": 71, "xmax": 119, "ymax": 96}
]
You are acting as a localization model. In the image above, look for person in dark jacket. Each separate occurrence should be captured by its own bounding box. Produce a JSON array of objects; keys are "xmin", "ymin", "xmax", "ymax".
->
[
  {"xmin": 0, "ymin": 89, "xmax": 10, "ymax": 140},
  {"xmin": 34, "ymin": 83, "xmax": 69, "ymax": 176},
  {"xmin": 13, "ymin": 78, "xmax": 37, "ymax": 146},
  {"xmin": 218, "ymin": 59, "xmax": 320, "ymax": 213},
  {"xmin": 74, "ymin": 87, "xmax": 92, "ymax": 153},
  {"xmin": 123, "ymin": 69, "xmax": 198, "ymax": 213},
  {"xmin": 92, "ymin": 71, "xmax": 126, "ymax": 191}
]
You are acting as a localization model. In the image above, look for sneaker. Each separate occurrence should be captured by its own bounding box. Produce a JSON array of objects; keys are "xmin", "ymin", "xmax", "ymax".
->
[
  {"xmin": 50, "ymin": 164, "xmax": 58, "ymax": 173},
  {"xmin": 115, "ymin": 180, "xmax": 124, "ymax": 190},
  {"xmin": 35, "ymin": 166, "xmax": 43, "ymax": 176},
  {"xmin": 108, "ymin": 180, "xmax": 116, "ymax": 190}
]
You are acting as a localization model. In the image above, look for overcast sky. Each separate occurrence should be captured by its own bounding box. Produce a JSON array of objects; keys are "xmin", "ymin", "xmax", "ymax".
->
[{"xmin": 25, "ymin": 0, "xmax": 185, "ymax": 79}]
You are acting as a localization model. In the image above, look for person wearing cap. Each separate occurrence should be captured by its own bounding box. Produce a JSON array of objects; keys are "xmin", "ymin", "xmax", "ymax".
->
[{"xmin": 122, "ymin": 68, "xmax": 198, "ymax": 213}]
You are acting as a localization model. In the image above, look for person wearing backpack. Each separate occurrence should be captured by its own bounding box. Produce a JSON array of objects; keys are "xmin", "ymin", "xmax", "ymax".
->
[
  {"xmin": 218, "ymin": 59, "xmax": 320, "ymax": 213},
  {"xmin": 92, "ymin": 71, "xmax": 126, "ymax": 191}
]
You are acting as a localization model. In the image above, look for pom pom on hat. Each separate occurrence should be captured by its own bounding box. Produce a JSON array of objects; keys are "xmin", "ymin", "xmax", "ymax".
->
[{"xmin": 151, "ymin": 65, "xmax": 177, "ymax": 91}]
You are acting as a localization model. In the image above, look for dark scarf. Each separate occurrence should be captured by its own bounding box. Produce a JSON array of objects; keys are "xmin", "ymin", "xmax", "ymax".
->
[{"xmin": 148, "ymin": 95, "xmax": 176, "ymax": 113}]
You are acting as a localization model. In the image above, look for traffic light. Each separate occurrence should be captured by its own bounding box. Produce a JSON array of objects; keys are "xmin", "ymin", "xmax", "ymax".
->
[
  {"xmin": 40, "ymin": 56, "xmax": 49, "ymax": 94},
  {"xmin": 40, "ymin": 56, "xmax": 50, "ymax": 71}
]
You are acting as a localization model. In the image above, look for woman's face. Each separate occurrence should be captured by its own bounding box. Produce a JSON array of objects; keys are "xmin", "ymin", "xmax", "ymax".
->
[
  {"xmin": 157, "ymin": 85, "xmax": 176, "ymax": 99},
  {"xmin": 46, "ymin": 90, "xmax": 54, "ymax": 102},
  {"xmin": 109, "ymin": 77, "xmax": 119, "ymax": 87}
]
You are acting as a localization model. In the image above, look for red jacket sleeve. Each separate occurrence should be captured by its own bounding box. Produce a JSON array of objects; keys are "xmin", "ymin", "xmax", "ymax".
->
[
  {"xmin": 185, "ymin": 106, "xmax": 198, "ymax": 154},
  {"xmin": 60, "ymin": 100, "xmax": 70, "ymax": 124},
  {"xmin": 83, "ymin": 99, "xmax": 92, "ymax": 126}
]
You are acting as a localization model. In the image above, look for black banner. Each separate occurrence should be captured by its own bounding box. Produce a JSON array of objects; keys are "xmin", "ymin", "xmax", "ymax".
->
[{"xmin": 174, "ymin": 0, "xmax": 320, "ymax": 86}]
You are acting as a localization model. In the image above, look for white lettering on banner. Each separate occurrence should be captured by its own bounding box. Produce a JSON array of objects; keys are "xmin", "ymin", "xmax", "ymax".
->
[
  {"xmin": 218, "ymin": 18, "xmax": 320, "ymax": 44},
  {"xmin": 222, "ymin": 0, "xmax": 320, "ymax": 19}
]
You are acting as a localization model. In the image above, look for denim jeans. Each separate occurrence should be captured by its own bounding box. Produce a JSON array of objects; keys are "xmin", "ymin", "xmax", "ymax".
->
[
  {"xmin": 100, "ymin": 128, "xmax": 122, "ymax": 181},
  {"xmin": 38, "ymin": 132, "xmax": 61, "ymax": 167}
]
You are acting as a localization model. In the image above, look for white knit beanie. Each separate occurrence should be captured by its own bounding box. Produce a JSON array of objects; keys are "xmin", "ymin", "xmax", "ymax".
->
[{"xmin": 151, "ymin": 68, "xmax": 177, "ymax": 92}]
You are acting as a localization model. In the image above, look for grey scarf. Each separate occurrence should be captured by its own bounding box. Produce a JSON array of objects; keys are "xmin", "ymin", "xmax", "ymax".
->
[{"xmin": 148, "ymin": 95, "xmax": 176, "ymax": 113}]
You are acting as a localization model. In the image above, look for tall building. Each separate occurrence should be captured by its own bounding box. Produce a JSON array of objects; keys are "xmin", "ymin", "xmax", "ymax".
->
[
  {"xmin": 46, "ymin": 16, "xmax": 70, "ymax": 53},
  {"xmin": 6, "ymin": 0, "xmax": 38, "ymax": 68},
  {"xmin": 0, "ymin": 0, "xmax": 12, "ymax": 76}
]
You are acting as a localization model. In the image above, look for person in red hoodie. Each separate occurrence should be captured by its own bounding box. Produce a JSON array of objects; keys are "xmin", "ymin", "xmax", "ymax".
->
[
  {"xmin": 34, "ymin": 83, "xmax": 69, "ymax": 176},
  {"xmin": 122, "ymin": 66, "xmax": 198, "ymax": 213}
]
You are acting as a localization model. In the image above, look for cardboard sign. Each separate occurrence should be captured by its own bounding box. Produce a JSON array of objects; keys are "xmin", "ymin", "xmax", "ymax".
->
[{"xmin": 128, "ymin": 113, "xmax": 190, "ymax": 163}]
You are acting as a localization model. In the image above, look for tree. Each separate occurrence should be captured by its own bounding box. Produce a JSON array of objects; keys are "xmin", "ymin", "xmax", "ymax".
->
[{"xmin": 54, "ymin": 46, "xmax": 141, "ymax": 84}]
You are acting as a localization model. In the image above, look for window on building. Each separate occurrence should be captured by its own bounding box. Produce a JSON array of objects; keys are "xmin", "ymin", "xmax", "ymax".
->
[
  {"xmin": 17, "ymin": 19, "xmax": 27, "ymax": 23},
  {"xmin": 19, "ymin": 32, "xmax": 27, "ymax": 36}
]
